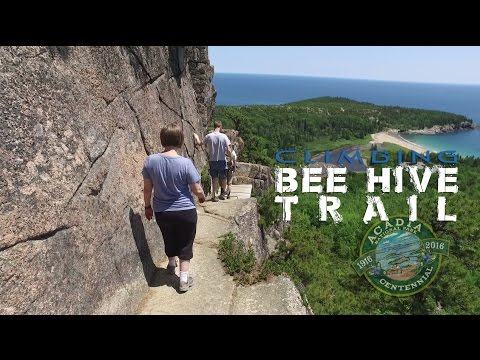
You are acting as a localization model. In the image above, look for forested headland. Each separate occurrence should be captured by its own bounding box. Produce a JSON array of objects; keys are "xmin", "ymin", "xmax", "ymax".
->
[
  {"xmin": 214, "ymin": 97, "xmax": 471, "ymax": 166},
  {"xmin": 215, "ymin": 97, "xmax": 480, "ymax": 314}
]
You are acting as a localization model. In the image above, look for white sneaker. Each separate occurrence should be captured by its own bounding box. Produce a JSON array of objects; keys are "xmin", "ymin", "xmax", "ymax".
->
[{"xmin": 179, "ymin": 276, "xmax": 194, "ymax": 292}]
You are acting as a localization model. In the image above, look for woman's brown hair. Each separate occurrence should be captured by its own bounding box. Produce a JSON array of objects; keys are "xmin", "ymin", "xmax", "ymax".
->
[{"xmin": 160, "ymin": 123, "xmax": 184, "ymax": 148}]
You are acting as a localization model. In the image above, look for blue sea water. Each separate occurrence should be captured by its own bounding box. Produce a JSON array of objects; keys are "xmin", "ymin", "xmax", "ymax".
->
[{"xmin": 213, "ymin": 73, "xmax": 480, "ymax": 157}]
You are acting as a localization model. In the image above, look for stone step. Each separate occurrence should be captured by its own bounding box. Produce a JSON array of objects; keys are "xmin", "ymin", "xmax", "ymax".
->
[{"xmin": 227, "ymin": 184, "xmax": 252, "ymax": 199}]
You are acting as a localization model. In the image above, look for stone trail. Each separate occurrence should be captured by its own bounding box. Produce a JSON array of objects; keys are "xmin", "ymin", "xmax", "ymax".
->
[{"xmin": 137, "ymin": 185, "xmax": 308, "ymax": 315}]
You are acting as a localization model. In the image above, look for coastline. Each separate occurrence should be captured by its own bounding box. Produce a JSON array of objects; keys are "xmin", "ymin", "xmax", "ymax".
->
[
  {"xmin": 399, "ymin": 121, "xmax": 475, "ymax": 135},
  {"xmin": 370, "ymin": 131, "xmax": 428, "ymax": 153},
  {"xmin": 370, "ymin": 122, "xmax": 477, "ymax": 154}
]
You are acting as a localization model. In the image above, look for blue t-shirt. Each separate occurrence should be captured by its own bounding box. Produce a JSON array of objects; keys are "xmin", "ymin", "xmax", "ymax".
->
[{"xmin": 142, "ymin": 154, "xmax": 201, "ymax": 212}]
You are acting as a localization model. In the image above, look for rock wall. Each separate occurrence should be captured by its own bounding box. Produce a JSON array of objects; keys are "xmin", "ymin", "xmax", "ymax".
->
[
  {"xmin": 222, "ymin": 129, "xmax": 244, "ymax": 152},
  {"xmin": 232, "ymin": 162, "xmax": 274, "ymax": 192},
  {"xmin": 0, "ymin": 46, "xmax": 215, "ymax": 314},
  {"xmin": 202, "ymin": 198, "xmax": 268, "ymax": 264}
]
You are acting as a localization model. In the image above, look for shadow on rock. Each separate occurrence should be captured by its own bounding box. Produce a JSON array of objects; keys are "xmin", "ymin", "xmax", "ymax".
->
[
  {"xmin": 129, "ymin": 208, "xmax": 177, "ymax": 289},
  {"xmin": 149, "ymin": 268, "xmax": 179, "ymax": 289}
]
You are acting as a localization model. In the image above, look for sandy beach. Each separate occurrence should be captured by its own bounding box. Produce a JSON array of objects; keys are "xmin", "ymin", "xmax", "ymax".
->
[{"xmin": 371, "ymin": 131, "xmax": 428, "ymax": 153}]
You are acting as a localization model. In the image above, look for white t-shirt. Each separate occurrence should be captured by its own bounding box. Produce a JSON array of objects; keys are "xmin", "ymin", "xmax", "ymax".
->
[
  {"xmin": 227, "ymin": 150, "xmax": 237, "ymax": 163},
  {"xmin": 203, "ymin": 132, "xmax": 231, "ymax": 161}
]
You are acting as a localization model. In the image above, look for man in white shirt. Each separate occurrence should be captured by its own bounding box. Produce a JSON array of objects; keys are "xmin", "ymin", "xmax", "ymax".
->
[{"xmin": 194, "ymin": 121, "xmax": 231, "ymax": 201}]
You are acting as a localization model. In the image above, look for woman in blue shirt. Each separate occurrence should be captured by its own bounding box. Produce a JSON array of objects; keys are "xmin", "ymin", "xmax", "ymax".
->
[{"xmin": 142, "ymin": 124, "xmax": 205, "ymax": 292}]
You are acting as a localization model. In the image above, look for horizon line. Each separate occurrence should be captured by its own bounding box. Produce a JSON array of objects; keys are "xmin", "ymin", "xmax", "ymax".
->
[{"xmin": 214, "ymin": 72, "xmax": 480, "ymax": 87}]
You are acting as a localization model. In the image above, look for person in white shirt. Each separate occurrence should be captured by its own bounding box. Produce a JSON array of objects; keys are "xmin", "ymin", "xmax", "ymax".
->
[{"xmin": 193, "ymin": 121, "xmax": 231, "ymax": 201}]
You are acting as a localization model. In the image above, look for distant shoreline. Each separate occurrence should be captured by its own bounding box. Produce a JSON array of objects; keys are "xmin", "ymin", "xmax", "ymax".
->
[
  {"xmin": 399, "ymin": 121, "xmax": 474, "ymax": 135},
  {"xmin": 370, "ymin": 131, "xmax": 428, "ymax": 153},
  {"xmin": 370, "ymin": 122, "xmax": 477, "ymax": 154}
]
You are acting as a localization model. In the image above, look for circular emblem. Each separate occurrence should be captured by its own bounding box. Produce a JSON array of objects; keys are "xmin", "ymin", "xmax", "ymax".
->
[{"xmin": 353, "ymin": 216, "xmax": 449, "ymax": 296}]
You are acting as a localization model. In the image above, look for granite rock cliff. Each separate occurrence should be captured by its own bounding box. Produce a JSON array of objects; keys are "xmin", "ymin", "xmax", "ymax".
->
[{"xmin": 0, "ymin": 46, "xmax": 215, "ymax": 314}]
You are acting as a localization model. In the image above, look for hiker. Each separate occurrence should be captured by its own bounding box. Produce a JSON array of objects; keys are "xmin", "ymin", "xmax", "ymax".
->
[
  {"xmin": 142, "ymin": 123, "xmax": 206, "ymax": 292},
  {"xmin": 225, "ymin": 142, "xmax": 238, "ymax": 199},
  {"xmin": 193, "ymin": 121, "xmax": 231, "ymax": 201}
]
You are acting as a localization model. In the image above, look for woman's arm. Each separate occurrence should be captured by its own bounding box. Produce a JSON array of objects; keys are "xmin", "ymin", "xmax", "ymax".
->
[
  {"xmin": 144, "ymin": 179, "xmax": 154, "ymax": 220},
  {"xmin": 190, "ymin": 182, "xmax": 206, "ymax": 203}
]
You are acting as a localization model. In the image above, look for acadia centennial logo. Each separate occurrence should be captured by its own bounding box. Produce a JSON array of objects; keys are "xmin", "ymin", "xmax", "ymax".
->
[{"xmin": 353, "ymin": 216, "xmax": 450, "ymax": 296}]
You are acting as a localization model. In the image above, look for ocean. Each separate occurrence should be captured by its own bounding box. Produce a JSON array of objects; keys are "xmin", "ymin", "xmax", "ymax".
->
[{"xmin": 213, "ymin": 73, "xmax": 480, "ymax": 157}]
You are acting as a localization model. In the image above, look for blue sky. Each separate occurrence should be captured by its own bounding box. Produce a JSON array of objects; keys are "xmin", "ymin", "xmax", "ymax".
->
[{"xmin": 209, "ymin": 47, "xmax": 480, "ymax": 85}]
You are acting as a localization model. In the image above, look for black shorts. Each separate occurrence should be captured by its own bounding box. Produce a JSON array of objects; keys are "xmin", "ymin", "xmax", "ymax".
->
[
  {"xmin": 155, "ymin": 208, "xmax": 197, "ymax": 260},
  {"xmin": 227, "ymin": 168, "xmax": 234, "ymax": 185},
  {"xmin": 227, "ymin": 162, "xmax": 236, "ymax": 185},
  {"xmin": 209, "ymin": 160, "xmax": 227, "ymax": 179}
]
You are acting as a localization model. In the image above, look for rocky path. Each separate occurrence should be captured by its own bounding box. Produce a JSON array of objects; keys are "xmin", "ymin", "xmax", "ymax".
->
[{"xmin": 137, "ymin": 185, "xmax": 308, "ymax": 315}]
